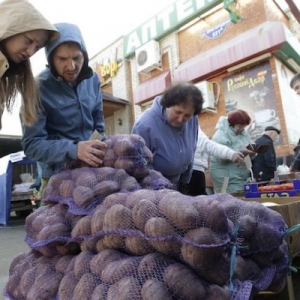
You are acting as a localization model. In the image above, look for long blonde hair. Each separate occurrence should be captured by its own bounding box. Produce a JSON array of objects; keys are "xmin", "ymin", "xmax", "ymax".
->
[{"xmin": 0, "ymin": 59, "xmax": 40, "ymax": 126}]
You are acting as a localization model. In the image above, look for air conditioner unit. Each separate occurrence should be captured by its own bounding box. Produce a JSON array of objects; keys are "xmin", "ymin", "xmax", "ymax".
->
[
  {"xmin": 194, "ymin": 81, "xmax": 216, "ymax": 114},
  {"xmin": 135, "ymin": 40, "xmax": 161, "ymax": 73}
]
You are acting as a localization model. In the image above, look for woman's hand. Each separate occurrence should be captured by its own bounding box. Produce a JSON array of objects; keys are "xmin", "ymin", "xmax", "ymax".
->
[{"xmin": 232, "ymin": 152, "xmax": 245, "ymax": 164}]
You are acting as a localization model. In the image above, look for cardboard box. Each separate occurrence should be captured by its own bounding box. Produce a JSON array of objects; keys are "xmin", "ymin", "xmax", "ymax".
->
[
  {"xmin": 244, "ymin": 179, "xmax": 300, "ymax": 198},
  {"xmin": 241, "ymin": 197, "xmax": 300, "ymax": 258}
]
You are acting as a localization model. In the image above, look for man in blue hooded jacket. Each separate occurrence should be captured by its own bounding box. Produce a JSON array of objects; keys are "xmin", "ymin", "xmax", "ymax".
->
[{"xmin": 21, "ymin": 23, "xmax": 106, "ymax": 190}]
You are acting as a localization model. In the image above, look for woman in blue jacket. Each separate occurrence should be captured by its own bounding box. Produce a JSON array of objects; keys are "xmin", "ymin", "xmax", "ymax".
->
[{"xmin": 132, "ymin": 83, "xmax": 203, "ymax": 190}]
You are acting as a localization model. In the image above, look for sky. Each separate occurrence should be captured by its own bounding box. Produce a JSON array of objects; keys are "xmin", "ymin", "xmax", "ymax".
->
[
  {"xmin": 0, "ymin": 0, "xmax": 176, "ymax": 136},
  {"xmin": 29, "ymin": 0, "xmax": 177, "ymax": 75}
]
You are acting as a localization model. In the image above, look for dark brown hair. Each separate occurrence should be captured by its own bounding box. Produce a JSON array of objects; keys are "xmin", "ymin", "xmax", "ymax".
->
[
  {"xmin": 290, "ymin": 73, "xmax": 300, "ymax": 89},
  {"xmin": 227, "ymin": 109, "xmax": 251, "ymax": 126},
  {"xmin": 160, "ymin": 82, "xmax": 204, "ymax": 115}
]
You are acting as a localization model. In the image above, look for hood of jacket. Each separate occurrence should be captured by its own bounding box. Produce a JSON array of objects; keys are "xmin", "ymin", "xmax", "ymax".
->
[
  {"xmin": 44, "ymin": 22, "xmax": 91, "ymax": 81},
  {"xmin": 0, "ymin": 0, "xmax": 59, "ymax": 42}
]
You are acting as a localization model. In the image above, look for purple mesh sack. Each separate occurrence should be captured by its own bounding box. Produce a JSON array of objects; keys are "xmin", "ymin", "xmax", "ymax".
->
[
  {"xmin": 102, "ymin": 134, "xmax": 153, "ymax": 180},
  {"xmin": 42, "ymin": 166, "xmax": 141, "ymax": 215}
]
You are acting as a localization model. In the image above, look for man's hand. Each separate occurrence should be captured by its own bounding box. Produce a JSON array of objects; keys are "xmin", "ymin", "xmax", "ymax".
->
[
  {"xmin": 231, "ymin": 152, "xmax": 245, "ymax": 164},
  {"xmin": 77, "ymin": 140, "xmax": 107, "ymax": 167}
]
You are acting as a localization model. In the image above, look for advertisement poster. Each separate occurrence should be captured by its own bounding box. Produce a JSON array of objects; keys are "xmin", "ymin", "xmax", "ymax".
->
[
  {"xmin": 276, "ymin": 60, "xmax": 300, "ymax": 145},
  {"xmin": 222, "ymin": 61, "xmax": 281, "ymax": 144}
]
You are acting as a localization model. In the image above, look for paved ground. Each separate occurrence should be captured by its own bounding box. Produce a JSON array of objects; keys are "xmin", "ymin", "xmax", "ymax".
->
[
  {"xmin": 1, "ymin": 216, "xmax": 299, "ymax": 300},
  {"xmin": 0, "ymin": 217, "xmax": 29, "ymax": 300}
]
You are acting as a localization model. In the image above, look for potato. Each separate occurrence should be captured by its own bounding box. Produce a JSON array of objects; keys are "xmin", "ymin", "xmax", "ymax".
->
[
  {"xmin": 37, "ymin": 244, "xmax": 59, "ymax": 257},
  {"xmin": 192, "ymin": 197, "xmax": 228, "ymax": 233},
  {"xmin": 103, "ymin": 148, "xmax": 116, "ymax": 167},
  {"xmin": 55, "ymin": 254, "xmax": 76, "ymax": 274},
  {"xmin": 91, "ymin": 283, "xmax": 109, "ymax": 300},
  {"xmin": 9, "ymin": 252, "xmax": 28, "ymax": 276},
  {"xmin": 181, "ymin": 227, "xmax": 224, "ymax": 270},
  {"xmin": 91, "ymin": 205, "xmax": 108, "ymax": 234},
  {"xmin": 73, "ymin": 251, "xmax": 94, "ymax": 277},
  {"xmin": 114, "ymin": 168, "xmax": 128, "ymax": 183},
  {"xmin": 59, "ymin": 179, "xmax": 76, "ymax": 198},
  {"xmin": 58, "ymin": 271, "xmax": 78, "ymax": 300},
  {"xmin": 27, "ymin": 271, "xmax": 63, "ymax": 300},
  {"xmin": 80, "ymin": 239, "xmax": 97, "ymax": 252},
  {"xmin": 93, "ymin": 180, "xmax": 120, "ymax": 197},
  {"xmin": 144, "ymin": 217, "xmax": 180, "ymax": 257},
  {"xmin": 56, "ymin": 242, "xmax": 80, "ymax": 256},
  {"xmin": 5, "ymin": 273, "xmax": 22, "ymax": 299},
  {"xmin": 72, "ymin": 272, "xmax": 101, "ymax": 300},
  {"xmin": 141, "ymin": 279, "xmax": 172, "ymax": 300},
  {"xmin": 71, "ymin": 215, "xmax": 92, "ymax": 238},
  {"xmin": 36, "ymin": 223, "xmax": 69, "ymax": 241},
  {"xmin": 137, "ymin": 252, "xmax": 174, "ymax": 279},
  {"xmin": 114, "ymin": 157, "xmax": 135, "ymax": 170},
  {"xmin": 93, "ymin": 166, "xmax": 116, "ymax": 179},
  {"xmin": 103, "ymin": 204, "xmax": 134, "ymax": 249},
  {"xmin": 19, "ymin": 267, "xmax": 37, "ymax": 298},
  {"xmin": 159, "ymin": 193, "xmax": 199, "ymax": 230},
  {"xmin": 95, "ymin": 239, "xmax": 108, "ymax": 252},
  {"xmin": 126, "ymin": 189, "xmax": 157, "ymax": 209},
  {"xmin": 90, "ymin": 248, "xmax": 127, "ymax": 276},
  {"xmin": 234, "ymin": 256, "xmax": 261, "ymax": 281},
  {"xmin": 132, "ymin": 199, "xmax": 159, "ymax": 231},
  {"xmin": 73, "ymin": 185, "xmax": 95, "ymax": 208},
  {"xmin": 75, "ymin": 170, "xmax": 97, "ymax": 188},
  {"xmin": 113, "ymin": 137, "xmax": 135, "ymax": 156},
  {"xmin": 101, "ymin": 257, "xmax": 141, "ymax": 285},
  {"xmin": 102, "ymin": 192, "xmax": 128, "ymax": 208},
  {"xmin": 163, "ymin": 263, "xmax": 206, "ymax": 300},
  {"xmin": 120, "ymin": 176, "xmax": 140, "ymax": 191},
  {"xmin": 206, "ymin": 284, "xmax": 231, "ymax": 300},
  {"xmin": 125, "ymin": 236, "xmax": 154, "ymax": 255},
  {"xmin": 107, "ymin": 276, "xmax": 141, "ymax": 300},
  {"xmin": 132, "ymin": 165, "xmax": 149, "ymax": 180}
]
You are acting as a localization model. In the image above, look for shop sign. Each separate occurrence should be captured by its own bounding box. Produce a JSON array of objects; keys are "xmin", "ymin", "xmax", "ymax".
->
[
  {"xmin": 201, "ymin": 19, "xmax": 231, "ymax": 39},
  {"xmin": 123, "ymin": 0, "xmax": 223, "ymax": 57},
  {"xmin": 92, "ymin": 49, "xmax": 119, "ymax": 83},
  {"xmin": 222, "ymin": 61, "xmax": 282, "ymax": 144}
]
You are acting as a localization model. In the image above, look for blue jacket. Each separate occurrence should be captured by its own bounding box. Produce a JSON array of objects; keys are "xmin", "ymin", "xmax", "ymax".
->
[
  {"xmin": 209, "ymin": 116, "xmax": 252, "ymax": 193},
  {"xmin": 21, "ymin": 23, "xmax": 105, "ymax": 178},
  {"xmin": 132, "ymin": 96, "xmax": 198, "ymax": 184}
]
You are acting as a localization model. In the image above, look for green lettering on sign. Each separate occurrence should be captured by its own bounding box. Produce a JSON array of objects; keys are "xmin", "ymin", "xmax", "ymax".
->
[{"xmin": 123, "ymin": 0, "xmax": 223, "ymax": 58}]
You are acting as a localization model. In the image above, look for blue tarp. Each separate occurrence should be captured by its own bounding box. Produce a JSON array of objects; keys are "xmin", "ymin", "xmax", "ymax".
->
[{"xmin": 0, "ymin": 155, "xmax": 35, "ymax": 226}]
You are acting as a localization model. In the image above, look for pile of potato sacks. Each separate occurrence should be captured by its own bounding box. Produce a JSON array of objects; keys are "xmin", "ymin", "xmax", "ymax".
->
[{"xmin": 5, "ymin": 135, "xmax": 291, "ymax": 300}]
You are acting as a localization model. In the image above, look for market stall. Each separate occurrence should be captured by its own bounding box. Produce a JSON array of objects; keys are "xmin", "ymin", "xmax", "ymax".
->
[{"xmin": 0, "ymin": 151, "xmax": 36, "ymax": 226}]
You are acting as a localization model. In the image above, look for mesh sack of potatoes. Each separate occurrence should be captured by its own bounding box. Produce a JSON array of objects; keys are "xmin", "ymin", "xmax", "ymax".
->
[
  {"xmin": 102, "ymin": 134, "xmax": 153, "ymax": 180},
  {"xmin": 5, "ymin": 249, "xmax": 69, "ymax": 300},
  {"xmin": 24, "ymin": 202, "xmax": 81, "ymax": 257},
  {"xmin": 139, "ymin": 169, "xmax": 175, "ymax": 190},
  {"xmin": 42, "ymin": 166, "xmax": 141, "ymax": 215},
  {"xmin": 72, "ymin": 189, "xmax": 290, "ymax": 293}
]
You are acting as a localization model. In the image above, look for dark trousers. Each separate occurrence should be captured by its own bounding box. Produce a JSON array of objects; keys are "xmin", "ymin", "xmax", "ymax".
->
[{"xmin": 185, "ymin": 170, "xmax": 207, "ymax": 196}]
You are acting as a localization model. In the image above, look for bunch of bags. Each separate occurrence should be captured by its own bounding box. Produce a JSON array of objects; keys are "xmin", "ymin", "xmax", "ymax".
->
[{"xmin": 5, "ymin": 135, "xmax": 292, "ymax": 300}]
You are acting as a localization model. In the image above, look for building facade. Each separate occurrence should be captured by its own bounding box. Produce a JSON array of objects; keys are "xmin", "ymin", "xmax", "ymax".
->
[{"xmin": 90, "ymin": 0, "xmax": 300, "ymax": 162}]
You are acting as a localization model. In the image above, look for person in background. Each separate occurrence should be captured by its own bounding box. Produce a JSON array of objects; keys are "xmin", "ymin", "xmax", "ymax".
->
[
  {"xmin": 132, "ymin": 82, "xmax": 203, "ymax": 191},
  {"xmin": 209, "ymin": 109, "xmax": 254, "ymax": 194},
  {"xmin": 252, "ymin": 126, "xmax": 280, "ymax": 182},
  {"xmin": 0, "ymin": 0, "xmax": 59, "ymax": 130},
  {"xmin": 186, "ymin": 127, "xmax": 245, "ymax": 196},
  {"xmin": 21, "ymin": 23, "xmax": 106, "ymax": 196},
  {"xmin": 290, "ymin": 72, "xmax": 300, "ymax": 97},
  {"xmin": 290, "ymin": 138, "xmax": 300, "ymax": 172}
]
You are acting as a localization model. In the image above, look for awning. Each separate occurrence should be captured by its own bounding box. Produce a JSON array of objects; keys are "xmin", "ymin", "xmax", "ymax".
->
[
  {"xmin": 102, "ymin": 92, "xmax": 129, "ymax": 118},
  {"xmin": 174, "ymin": 21, "xmax": 300, "ymax": 82},
  {"xmin": 134, "ymin": 71, "xmax": 171, "ymax": 104}
]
